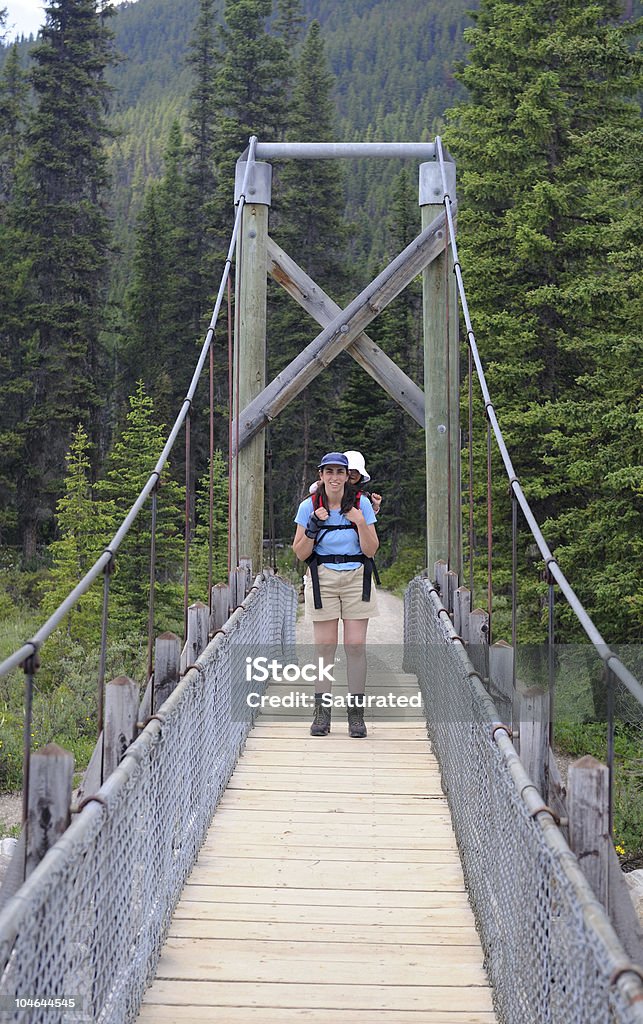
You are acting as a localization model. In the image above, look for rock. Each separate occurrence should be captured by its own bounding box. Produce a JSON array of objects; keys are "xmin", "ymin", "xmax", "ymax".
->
[{"xmin": 625, "ymin": 869, "xmax": 643, "ymax": 927}]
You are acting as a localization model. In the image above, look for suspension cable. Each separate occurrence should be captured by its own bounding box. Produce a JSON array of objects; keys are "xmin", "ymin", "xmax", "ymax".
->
[
  {"xmin": 434, "ymin": 136, "xmax": 643, "ymax": 708},
  {"xmin": 0, "ymin": 136, "xmax": 259, "ymax": 681}
]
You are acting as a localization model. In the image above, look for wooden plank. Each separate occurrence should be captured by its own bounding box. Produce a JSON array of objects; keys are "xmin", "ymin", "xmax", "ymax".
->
[
  {"xmin": 198, "ymin": 843, "xmax": 457, "ymax": 863},
  {"xmin": 172, "ymin": 899, "xmax": 477, "ymax": 927},
  {"xmin": 180, "ymin": 885, "xmax": 473, "ymax": 909},
  {"xmin": 215, "ymin": 793, "xmax": 450, "ymax": 814},
  {"xmin": 208, "ymin": 809, "xmax": 454, "ymax": 829},
  {"xmin": 168, "ymin": 919, "xmax": 480, "ymax": 945},
  {"xmin": 187, "ymin": 859, "xmax": 465, "ymax": 891},
  {"xmin": 237, "ymin": 753, "xmax": 438, "ymax": 768},
  {"xmin": 139, "ymin": 980, "xmax": 493, "ymax": 1013},
  {"xmin": 206, "ymin": 821, "xmax": 456, "ymax": 841},
  {"xmin": 153, "ymin": 939, "xmax": 487, "ymax": 986},
  {"xmin": 138, "ymin": 1003, "xmax": 498, "ymax": 1023}
]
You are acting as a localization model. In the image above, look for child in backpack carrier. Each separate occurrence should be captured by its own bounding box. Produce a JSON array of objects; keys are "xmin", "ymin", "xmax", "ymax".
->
[{"xmin": 309, "ymin": 450, "xmax": 382, "ymax": 514}]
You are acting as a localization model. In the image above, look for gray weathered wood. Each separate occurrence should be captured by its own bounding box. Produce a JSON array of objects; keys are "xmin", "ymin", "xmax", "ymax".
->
[
  {"xmin": 154, "ymin": 632, "xmax": 181, "ymax": 711},
  {"xmin": 489, "ymin": 640, "xmax": 514, "ymax": 732},
  {"xmin": 211, "ymin": 583, "xmax": 231, "ymax": 631},
  {"xmin": 422, "ymin": 168, "xmax": 460, "ymax": 576},
  {"xmin": 568, "ymin": 755, "xmax": 610, "ymax": 908},
  {"xmin": 138, "ymin": 675, "xmax": 153, "ymax": 723},
  {"xmin": 453, "ymin": 587, "xmax": 471, "ymax": 644},
  {"xmin": 445, "ymin": 570, "xmax": 459, "ymax": 615},
  {"xmin": 267, "ymin": 237, "xmax": 425, "ymax": 428},
  {"xmin": 103, "ymin": 676, "xmax": 139, "ymax": 780},
  {"xmin": 433, "ymin": 560, "xmax": 448, "ymax": 599},
  {"xmin": 186, "ymin": 602, "xmax": 209, "ymax": 664},
  {"xmin": 239, "ymin": 557, "xmax": 253, "ymax": 596},
  {"xmin": 230, "ymin": 200, "xmax": 269, "ymax": 571},
  {"xmin": 519, "ymin": 687, "xmax": 549, "ymax": 798},
  {"xmin": 229, "ymin": 567, "xmax": 249, "ymax": 610},
  {"xmin": 547, "ymin": 747, "xmax": 568, "ymax": 838},
  {"xmin": 468, "ymin": 608, "xmax": 489, "ymax": 680},
  {"xmin": 26, "ymin": 744, "xmax": 74, "ymax": 877},
  {"xmin": 233, "ymin": 209, "xmax": 450, "ymax": 451},
  {"xmin": 77, "ymin": 731, "xmax": 103, "ymax": 803}
]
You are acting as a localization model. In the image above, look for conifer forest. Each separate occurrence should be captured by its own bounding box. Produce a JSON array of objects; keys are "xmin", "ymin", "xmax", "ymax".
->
[{"xmin": 0, "ymin": 0, "xmax": 641, "ymax": 848}]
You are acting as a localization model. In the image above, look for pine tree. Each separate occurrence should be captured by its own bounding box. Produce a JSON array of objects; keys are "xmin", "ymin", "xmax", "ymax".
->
[
  {"xmin": 189, "ymin": 448, "xmax": 229, "ymax": 601},
  {"xmin": 96, "ymin": 381, "xmax": 185, "ymax": 637},
  {"xmin": 444, "ymin": 0, "xmax": 642, "ymax": 642},
  {"xmin": 0, "ymin": 37, "xmax": 31, "ymax": 543},
  {"xmin": 268, "ymin": 20, "xmax": 348, "ymax": 538},
  {"xmin": 211, "ymin": 0, "xmax": 291, "ymax": 233},
  {"xmin": 42, "ymin": 424, "xmax": 107, "ymax": 641},
  {"xmin": 16, "ymin": 0, "xmax": 117, "ymax": 558}
]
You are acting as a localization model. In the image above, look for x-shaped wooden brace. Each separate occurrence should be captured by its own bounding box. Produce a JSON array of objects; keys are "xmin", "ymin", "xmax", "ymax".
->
[{"xmin": 232, "ymin": 207, "xmax": 453, "ymax": 452}]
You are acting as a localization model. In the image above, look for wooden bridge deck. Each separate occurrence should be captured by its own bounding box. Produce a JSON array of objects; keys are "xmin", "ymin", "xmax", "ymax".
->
[{"xmin": 137, "ymin": 640, "xmax": 496, "ymax": 1023}]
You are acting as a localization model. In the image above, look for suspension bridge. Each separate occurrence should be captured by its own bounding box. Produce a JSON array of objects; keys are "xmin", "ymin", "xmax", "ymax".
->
[{"xmin": 0, "ymin": 139, "xmax": 642, "ymax": 1024}]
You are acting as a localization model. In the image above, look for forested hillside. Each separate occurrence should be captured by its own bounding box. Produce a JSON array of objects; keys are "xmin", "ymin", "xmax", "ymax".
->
[{"xmin": 0, "ymin": 0, "xmax": 640, "ymax": 656}]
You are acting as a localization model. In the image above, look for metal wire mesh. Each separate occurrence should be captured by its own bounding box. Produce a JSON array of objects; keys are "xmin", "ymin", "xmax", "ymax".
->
[
  {"xmin": 404, "ymin": 575, "xmax": 643, "ymax": 1024},
  {"xmin": 0, "ymin": 571, "xmax": 297, "ymax": 1024}
]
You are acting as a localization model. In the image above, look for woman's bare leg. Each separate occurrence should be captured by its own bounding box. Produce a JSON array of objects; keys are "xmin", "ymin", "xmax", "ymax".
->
[
  {"xmin": 313, "ymin": 618, "xmax": 339, "ymax": 694},
  {"xmin": 343, "ymin": 618, "xmax": 369, "ymax": 695}
]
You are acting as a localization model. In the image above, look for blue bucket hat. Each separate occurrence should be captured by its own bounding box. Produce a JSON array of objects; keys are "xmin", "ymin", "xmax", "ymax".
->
[{"xmin": 318, "ymin": 452, "xmax": 349, "ymax": 470}]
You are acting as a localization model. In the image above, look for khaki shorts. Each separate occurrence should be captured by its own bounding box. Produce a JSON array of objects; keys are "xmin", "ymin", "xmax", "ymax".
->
[{"xmin": 304, "ymin": 564, "xmax": 379, "ymax": 622}]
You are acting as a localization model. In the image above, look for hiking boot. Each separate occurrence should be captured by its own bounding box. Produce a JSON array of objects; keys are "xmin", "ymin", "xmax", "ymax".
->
[
  {"xmin": 310, "ymin": 695, "xmax": 331, "ymax": 736},
  {"xmin": 347, "ymin": 694, "xmax": 367, "ymax": 738}
]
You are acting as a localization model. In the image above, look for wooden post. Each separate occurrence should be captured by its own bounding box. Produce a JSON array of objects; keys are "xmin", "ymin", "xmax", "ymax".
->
[
  {"xmin": 230, "ymin": 160, "xmax": 271, "ymax": 574},
  {"xmin": 211, "ymin": 583, "xmax": 231, "ymax": 631},
  {"xmin": 103, "ymin": 676, "xmax": 139, "ymax": 780},
  {"xmin": 434, "ymin": 559, "xmax": 448, "ymax": 598},
  {"xmin": 186, "ymin": 602, "xmax": 209, "ymax": 664},
  {"xmin": 445, "ymin": 570, "xmax": 459, "ymax": 615},
  {"xmin": 489, "ymin": 640, "xmax": 514, "ymax": 733},
  {"xmin": 77, "ymin": 733, "xmax": 103, "ymax": 803},
  {"xmin": 26, "ymin": 744, "xmax": 74, "ymax": 877},
  {"xmin": 421, "ymin": 159, "xmax": 460, "ymax": 575},
  {"xmin": 468, "ymin": 607, "xmax": 489, "ymax": 680},
  {"xmin": 239, "ymin": 557, "xmax": 253, "ymax": 596},
  {"xmin": 568, "ymin": 755, "xmax": 610, "ymax": 908},
  {"xmin": 153, "ymin": 632, "xmax": 181, "ymax": 712},
  {"xmin": 518, "ymin": 687, "xmax": 549, "ymax": 798},
  {"xmin": 454, "ymin": 586, "xmax": 471, "ymax": 643}
]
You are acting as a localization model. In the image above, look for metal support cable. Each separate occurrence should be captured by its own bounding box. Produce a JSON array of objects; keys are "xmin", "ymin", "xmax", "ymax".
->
[
  {"xmin": 0, "ymin": 136, "xmax": 259, "ymax": 681},
  {"xmin": 183, "ymin": 408, "xmax": 192, "ymax": 642},
  {"xmin": 146, "ymin": 485, "xmax": 158, "ymax": 688},
  {"xmin": 434, "ymin": 137, "xmax": 643, "ymax": 708}
]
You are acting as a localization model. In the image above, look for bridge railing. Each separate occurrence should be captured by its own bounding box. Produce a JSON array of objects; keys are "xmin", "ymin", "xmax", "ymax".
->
[
  {"xmin": 405, "ymin": 574, "xmax": 643, "ymax": 1024},
  {"xmin": 0, "ymin": 571, "xmax": 297, "ymax": 1024}
]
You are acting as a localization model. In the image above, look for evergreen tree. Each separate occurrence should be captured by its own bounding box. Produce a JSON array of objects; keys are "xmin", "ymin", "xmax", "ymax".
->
[
  {"xmin": 189, "ymin": 449, "xmax": 229, "ymax": 601},
  {"xmin": 96, "ymin": 381, "xmax": 185, "ymax": 636},
  {"xmin": 16, "ymin": 0, "xmax": 117, "ymax": 558},
  {"xmin": 0, "ymin": 43, "xmax": 27, "ymax": 205},
  {"xmin": 0, "ymin": 35, "xmax": 31, "ymax": 543},
  {"xmin": 268, "ymin": 20, "xmax": 348, "ymax": 537},
  {"xmin": 211, "ymin": 0, "xmax": 291, "ymax": 231},
  {"xmin": 42, "ymin": 424, "xmax": 107, "ymax": 640},
  {"xmin": 444, "ymin": 0, "xmax": 642, "ymax": 642}
]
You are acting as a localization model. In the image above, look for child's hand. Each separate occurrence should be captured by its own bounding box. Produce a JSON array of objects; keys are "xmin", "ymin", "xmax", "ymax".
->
[{"xmin": 371, "ymin": 492, "xmax": 382, "ymax": 514}]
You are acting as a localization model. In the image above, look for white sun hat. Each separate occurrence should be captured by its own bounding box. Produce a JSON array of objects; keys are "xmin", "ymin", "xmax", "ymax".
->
[{"xmin": 343, "ymin": 450, "xmax": 371, "ymax": 483}]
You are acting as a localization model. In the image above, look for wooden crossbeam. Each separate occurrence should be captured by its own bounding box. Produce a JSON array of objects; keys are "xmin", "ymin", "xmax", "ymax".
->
[
  {"xmin": 266, "ymin": 238, "xmax": 425, "ymax": 428},
  {"xmin": 232, "ymin": 208, "xmax": 452, "ymax": 452}
]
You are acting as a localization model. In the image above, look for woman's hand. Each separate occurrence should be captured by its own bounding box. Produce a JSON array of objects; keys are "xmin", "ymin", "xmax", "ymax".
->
[{"xmin": 314, "ymin": 506, "xmax": 329, "ymax": 522}]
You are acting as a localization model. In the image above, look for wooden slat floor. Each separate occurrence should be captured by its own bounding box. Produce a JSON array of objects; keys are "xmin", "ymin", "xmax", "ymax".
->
[{"xmin": 137, "ymin": 660, "xmax": 496, "ymax": 1024}]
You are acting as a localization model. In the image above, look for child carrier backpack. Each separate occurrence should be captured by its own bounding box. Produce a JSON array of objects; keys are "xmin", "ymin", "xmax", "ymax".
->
[{"xmin": 306, "ymin": 491, "xmax": 380, "ymax": 610}]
